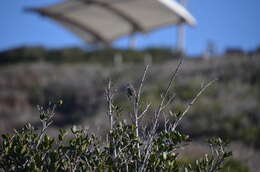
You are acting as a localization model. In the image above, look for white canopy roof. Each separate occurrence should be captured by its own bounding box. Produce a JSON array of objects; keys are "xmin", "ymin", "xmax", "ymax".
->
[{"xmin": 27, "ymin": 0, "xmax": 196, "ymax": 45}]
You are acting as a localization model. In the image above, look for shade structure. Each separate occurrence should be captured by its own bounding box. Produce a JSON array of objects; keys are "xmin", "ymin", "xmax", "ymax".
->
[{"xmin": 26, "ymin": 0, "xmax": 196, "ymax": 45}]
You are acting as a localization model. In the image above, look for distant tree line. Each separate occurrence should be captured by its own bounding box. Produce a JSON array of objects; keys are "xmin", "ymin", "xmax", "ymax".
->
[
  {"xmin": 225, "ymin": 46, "xmax": 260, "ymax": 56},
  {"xmin": 0, "ymin": 46, "xmax": 181, "ymax": 65}
]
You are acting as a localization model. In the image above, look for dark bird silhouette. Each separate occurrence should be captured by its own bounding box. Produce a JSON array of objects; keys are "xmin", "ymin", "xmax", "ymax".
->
[{"xmin": 126, "ymin": 84, "xmax": 136, "ymax": 98}]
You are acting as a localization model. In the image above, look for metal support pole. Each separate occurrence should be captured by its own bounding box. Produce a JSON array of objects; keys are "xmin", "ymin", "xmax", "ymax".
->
[
  {"xmin": 177, "ymin": 0, "xmax": 187, "ymax": 53},
  {"xmin": 177, "ymin": 23, "xmax": 185, "ymax": 53},
  {"xmin": 129, "ymin": 35, "xmax": 136, "ymax": 49}
]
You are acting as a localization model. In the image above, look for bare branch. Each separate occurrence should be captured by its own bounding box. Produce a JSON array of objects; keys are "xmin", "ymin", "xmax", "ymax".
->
[
  {"xmin": 152, "ymin": 57, "xmax": 183, "ymax": 134},
  {"xmin": 161, "ymin": 93, "xmax": 176, "ymax": 110},
  {"xmin": 138, "ymin": 103, "xmax": 151, "ymax": 120},
  {"xmin": 105, "ymin": 79, "xmax": 114, "ymax": 130},
  {"xmin": 171, "ymin": 78, "xmax": 218, "ymax": 131},
  {"xmin": 149, "ymin": 57, "xmax": 184, "ymax": 140},
  {"xmin": 159, "ymin": 57, "xmax": 183, "ymax": 109},
  {"xmin": 130, "ymin": 65, "xmax": 149, "ymax": 160},
  {"xmin": 137, "ymin": 65, "xmax": 149, "ymax": 105},
  {"xmin": 140, "ymin": 57, "xmax": 183, "ymax": 172}
]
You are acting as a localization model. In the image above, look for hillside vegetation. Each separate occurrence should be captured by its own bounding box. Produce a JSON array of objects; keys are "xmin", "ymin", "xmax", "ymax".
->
[
  {"xmin": 0, "ymin": 46, "xmax": 180, "ymax": 65},
  {"xmin": 0, "ymin": 47, "xmax": 259, "ymax": 171}
]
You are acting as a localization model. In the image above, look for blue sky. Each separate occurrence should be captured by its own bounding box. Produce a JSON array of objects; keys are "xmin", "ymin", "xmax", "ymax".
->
[{"xmin": 1, "ymin": 0, "xmax": 260, "ymax": 55}]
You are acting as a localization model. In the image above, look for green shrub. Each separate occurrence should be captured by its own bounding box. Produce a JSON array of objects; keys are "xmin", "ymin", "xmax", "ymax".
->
[
  {"xmin": 0, "ymin": 63, "xmax": 232, "ymax": 171},
  {"xmin": 178, "ymin": 158, "xmax": 248, "ymax": 172}
]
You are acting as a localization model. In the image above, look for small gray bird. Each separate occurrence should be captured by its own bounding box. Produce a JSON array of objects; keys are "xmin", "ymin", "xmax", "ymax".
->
[{"xmin": 126, "ymin": 84, "xmax": 136, "ymax": 98}]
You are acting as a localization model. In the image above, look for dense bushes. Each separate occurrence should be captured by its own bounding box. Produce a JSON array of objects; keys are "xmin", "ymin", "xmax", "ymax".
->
[
  {"xmin": 0, "ymin": 64, "xmax": 233, "ymax": 171},
  {"xmin": 0, "ymin": 118, "xmax": 231, "ymax": 171}
]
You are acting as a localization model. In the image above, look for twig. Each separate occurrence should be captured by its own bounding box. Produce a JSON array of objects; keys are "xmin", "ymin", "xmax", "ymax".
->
[
  {"xmin": 106, "ymin": 79, "xmax": 114, "ymax": 130},
  {"xmin": 137, "ymin": 65, "xmax": 149, "ymax": 105},
  {"xmin": 138, "ymin": 103, "xmax": 151, "ymax": 120},
  {"xmin": 151, "ymin": 57, "xmax": 183, "ymax": 136},
  {"xmin": 105, "ymin": 79, "xmax": 118, "ymax": 158},
  {"xmin": 171, "ymin": 78, "xmax": 218, "ymax": 131},
  {"xmin": 140, "ymin": 57, "xmax": 183, "ymax": 172},
  {"xmin": 132, "ymin": 65, "xmax": 149, "ymax": 160},
  {"xmin": 36, "ymin": 104, "xmax": 56, "ymax": 150}
]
